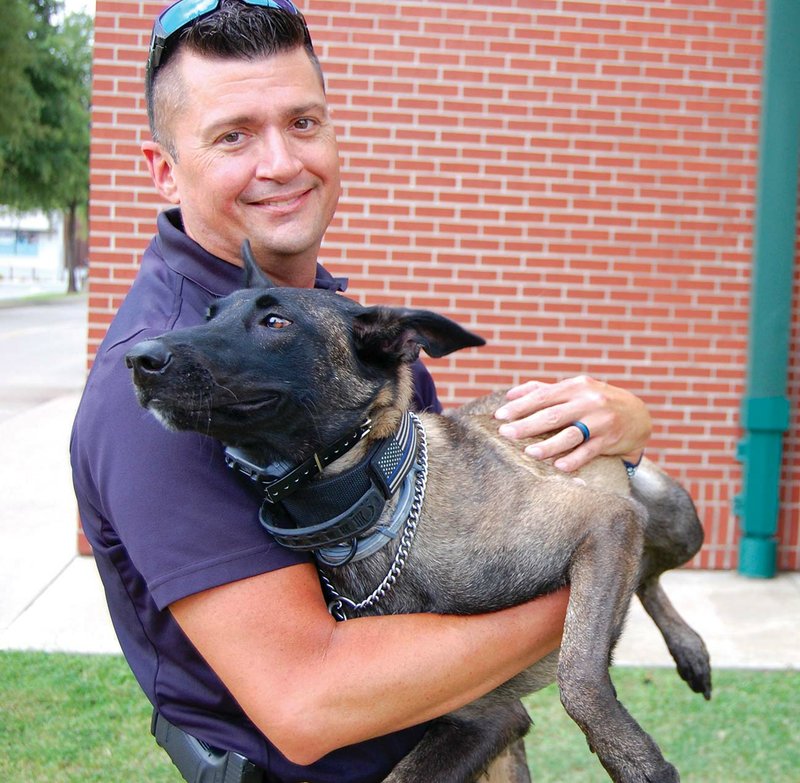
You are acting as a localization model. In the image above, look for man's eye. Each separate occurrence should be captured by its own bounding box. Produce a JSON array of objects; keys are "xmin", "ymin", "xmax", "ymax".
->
[{"xmin": 262, "ymin": 315, "xmax": 292, "ymax": 329}]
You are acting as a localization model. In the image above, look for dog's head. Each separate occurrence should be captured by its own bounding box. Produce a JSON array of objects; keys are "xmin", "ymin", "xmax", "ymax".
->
[{"xmin": 126, "ymin": 241, "xmax": 485, "ymax": 461}]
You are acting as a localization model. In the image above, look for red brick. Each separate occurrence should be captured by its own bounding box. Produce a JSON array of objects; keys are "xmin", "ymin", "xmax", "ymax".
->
[{"xmin": 85, "ymin": 0, "xmax": 796, "ymax": 572}]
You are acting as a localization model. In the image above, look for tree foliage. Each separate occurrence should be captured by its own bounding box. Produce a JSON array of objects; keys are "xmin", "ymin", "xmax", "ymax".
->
[
  {"xmin": 0, "ymin": 0, "xmax": 39, "ymax": 152},
  {"xmin": 0, "ymin": 1, "xmax": 93, "ymax": 210},
  {"xmin": 0, "ymin": 0, "xmax": 93, "ymax": 290}
]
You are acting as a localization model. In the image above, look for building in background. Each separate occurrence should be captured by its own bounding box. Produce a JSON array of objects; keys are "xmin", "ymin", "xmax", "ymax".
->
[
  {"xmin": 0, "ymin": 209, "xmax": 65, "ymax": 283},
  {"xmin": 83, "ymin": 0, "xmax": 798, "ymax": 572}
]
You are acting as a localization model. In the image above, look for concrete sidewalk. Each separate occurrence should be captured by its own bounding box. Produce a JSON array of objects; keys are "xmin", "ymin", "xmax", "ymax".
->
[
  {"xmin": 0, "ymin": 390, "xmax": 121, "ymax": 655},
  {"xmin": 0, "ymin": 294, "xmax": 798, "ymax": 666}
]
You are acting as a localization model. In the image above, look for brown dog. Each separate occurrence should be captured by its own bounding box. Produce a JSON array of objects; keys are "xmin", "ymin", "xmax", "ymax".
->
[{"xmin": 126, "ymin": 246, "xmax": 710, "ymax": 783}]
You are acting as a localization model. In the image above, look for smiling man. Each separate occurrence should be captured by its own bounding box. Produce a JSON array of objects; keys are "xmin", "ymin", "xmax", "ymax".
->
[
  {"xmin": 70, "ymin": 2, "xmax": 650, "ymax": 782},
  {"xmin": 143, "ymin": 45, "xmax": 341, "ymax": 285}
]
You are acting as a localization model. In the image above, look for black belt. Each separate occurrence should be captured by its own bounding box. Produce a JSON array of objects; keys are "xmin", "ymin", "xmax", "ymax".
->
[{"xmin": 151, "ymin": 709, "xmax": 265, "ymax": 783}]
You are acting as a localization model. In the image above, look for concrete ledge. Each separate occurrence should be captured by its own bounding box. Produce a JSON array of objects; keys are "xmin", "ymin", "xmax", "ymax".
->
[
  {"xmin": 0, "ymin": 555, "xmax": 120, "ymax": 654},
  {"xmin": 615, "ymin": 570, "xmax": 800, "ymax": 669}
]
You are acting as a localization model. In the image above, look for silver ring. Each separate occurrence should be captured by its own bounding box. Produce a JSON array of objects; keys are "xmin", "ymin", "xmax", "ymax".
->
[{"xmin": 570, "ymin": 420, "xmax": 591, "ymax": 443}]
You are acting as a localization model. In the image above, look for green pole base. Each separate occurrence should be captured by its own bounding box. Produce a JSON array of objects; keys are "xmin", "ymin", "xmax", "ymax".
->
[{"xmin": 738, "ymin": 536, "xmax": 778, "ymax": 579}]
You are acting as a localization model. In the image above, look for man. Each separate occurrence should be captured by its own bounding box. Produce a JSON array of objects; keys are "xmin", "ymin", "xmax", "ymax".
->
[{"xmin": 71, "ymin": 2, "xmax": 650, "ymax": 781}]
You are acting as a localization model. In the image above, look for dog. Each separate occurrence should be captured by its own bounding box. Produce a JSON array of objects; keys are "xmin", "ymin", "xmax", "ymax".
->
[{"xmin": 126, "ymin": 243, "xmax": 711, "ymax": 783}]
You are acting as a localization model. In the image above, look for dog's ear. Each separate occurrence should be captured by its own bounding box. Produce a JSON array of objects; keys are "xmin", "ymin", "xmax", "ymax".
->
[
  {"xmin": 353, "ymin": 306, "xmax": 485, "ymax": 365},
  {"xmin": 241, "ymin": 239, "xmax": 275, "ymax": 289}
]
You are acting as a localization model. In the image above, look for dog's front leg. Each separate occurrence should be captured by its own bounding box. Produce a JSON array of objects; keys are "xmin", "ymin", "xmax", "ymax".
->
[
  {"xmin": 383, "ymin": 701, "xmax": 531, "ymax": 783},
  {"xmin": 558, "ymin": 504, "xmax": 680, "ymax": 783}
]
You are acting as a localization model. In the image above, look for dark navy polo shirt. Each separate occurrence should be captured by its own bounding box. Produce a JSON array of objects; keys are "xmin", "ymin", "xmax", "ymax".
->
[{"xmin": 70, "ymin": 208, "xmax": 439, "ymax": 782}]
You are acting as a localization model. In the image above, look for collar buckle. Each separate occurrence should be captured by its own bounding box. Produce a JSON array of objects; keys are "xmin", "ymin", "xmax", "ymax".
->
[{"xmin": 225, "ymin": 418, "xmax": 373, "ymax": 504}]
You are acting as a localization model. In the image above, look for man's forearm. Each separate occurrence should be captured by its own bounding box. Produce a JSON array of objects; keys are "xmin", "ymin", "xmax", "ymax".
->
[
  {"xmin": 288, "ymin": 588, "xmax": 568, "ymax": 762},
  {"xmin": 171, "ymin": 565, "xmax": 568, "ymax": 766}
]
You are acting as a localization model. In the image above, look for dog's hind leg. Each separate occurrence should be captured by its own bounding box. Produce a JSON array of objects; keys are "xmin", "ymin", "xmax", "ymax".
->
[
  {"xmin": 480, "ymin": 738, "xmax": 532, "ymax": 783},
  {"xmin": 383, "ymin": 701, "xmax": 532, "ymax": 783},
  {"xmin": 558, "ymin": 503, "xmax": 679, "ymax": 783},
  {"xmin": 636, "ymin": 578, "xmax": 711, "ymax": 700},
  {"xmin": 630, "ymin": 461, "xmax": 711, "ymax": 700},
  {"xmin": 632, "ymin": 460, "xmax": 704, "ymax": 575}
]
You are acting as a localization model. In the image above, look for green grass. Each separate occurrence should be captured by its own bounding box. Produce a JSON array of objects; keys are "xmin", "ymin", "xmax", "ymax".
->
[
  {"xmin": 0, "ymin": 651, "xmax": 181, "ymax": 782},
  {"xmin": 523, "ymin": 668, "xmax": 800, "ymax": 782},
  {"xmin": 1, "ymin": 651, "xmax": 798, "ymax": 782}
]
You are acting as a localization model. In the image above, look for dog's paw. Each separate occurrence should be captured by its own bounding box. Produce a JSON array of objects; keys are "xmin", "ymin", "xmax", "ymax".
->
[
  {"xmin": 612, "ymin": 759, "xmax": 680, "ymax": 783},
  {"xmin": 648, "ymin": 761, "xmax": 681, "ymax": 783},
  {"xmin": 669, "ymin": 634, "xmax": 712, "ymax": 700}
]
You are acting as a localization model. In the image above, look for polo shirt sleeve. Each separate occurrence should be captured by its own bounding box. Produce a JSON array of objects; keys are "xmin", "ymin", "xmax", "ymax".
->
[
  {"xmin": 411, "ymin": 359, "xmax": 442, "ymax": 414},
  {"xmin": 75, "ymin": 332, "xmax": 310, "ymax": 611}
]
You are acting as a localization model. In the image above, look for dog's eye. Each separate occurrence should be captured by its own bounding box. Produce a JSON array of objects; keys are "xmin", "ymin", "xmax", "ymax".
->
[
  {"xmin": 262, "ymin": 315, "xmax": 292, "ymax": 329},
  {"xmin": 205, "ymin": 305, "xmax": 218, "ymax": 321}
]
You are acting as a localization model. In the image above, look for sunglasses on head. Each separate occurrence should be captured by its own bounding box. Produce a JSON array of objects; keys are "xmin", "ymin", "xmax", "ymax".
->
[{"xmin": 146, "ymin": 0, "xmax": 311, "ymax": 82}]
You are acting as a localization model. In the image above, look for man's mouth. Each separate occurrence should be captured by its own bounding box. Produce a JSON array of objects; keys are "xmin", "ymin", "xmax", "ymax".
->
[{"xmin": 249, "ymin": 190, "xmax": 309, "ymax": 210}]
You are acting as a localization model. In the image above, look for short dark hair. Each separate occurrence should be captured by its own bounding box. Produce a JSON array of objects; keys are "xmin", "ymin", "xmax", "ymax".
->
[{"xmin": 146, "ymin": 0, "xmax": 323, "ymax": 157}]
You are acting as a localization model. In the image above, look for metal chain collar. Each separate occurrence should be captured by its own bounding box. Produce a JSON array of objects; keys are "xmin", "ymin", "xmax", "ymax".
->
[{"xmin": 321, "ymin": 412, "xmax": 428, "ymax": 621}]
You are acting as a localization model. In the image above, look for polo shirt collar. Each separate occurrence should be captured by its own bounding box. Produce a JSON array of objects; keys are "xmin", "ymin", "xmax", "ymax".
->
[{"xmin": 155, "ymin": 208, "xmax": 348, "ymax": 296}]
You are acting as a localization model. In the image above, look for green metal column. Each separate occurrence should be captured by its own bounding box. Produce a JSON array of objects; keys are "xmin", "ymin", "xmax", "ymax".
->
[{"xmin": 734, "ymin": 0, "xmax": 800, "ymax": 578}]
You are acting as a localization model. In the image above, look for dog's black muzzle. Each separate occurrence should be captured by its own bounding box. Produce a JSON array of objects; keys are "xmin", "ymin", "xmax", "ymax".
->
[
  {"xmin": 126, "ymin": 339, "xmax": 174, "ymax": 382},
  {"xmin": 125, "ymin": 338, "xmax": 223, "ymax": 433}
]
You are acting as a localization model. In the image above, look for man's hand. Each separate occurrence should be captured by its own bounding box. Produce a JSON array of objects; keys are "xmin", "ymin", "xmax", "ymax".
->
[{"xmin": 494, "ymin": 375, "xmax": 651, "ymax": 473}]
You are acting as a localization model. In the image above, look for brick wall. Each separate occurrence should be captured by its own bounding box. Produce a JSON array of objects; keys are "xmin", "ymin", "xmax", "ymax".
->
[{"xmin": 88, "ymin": 0, "xmax": 799, "ymax": 571}]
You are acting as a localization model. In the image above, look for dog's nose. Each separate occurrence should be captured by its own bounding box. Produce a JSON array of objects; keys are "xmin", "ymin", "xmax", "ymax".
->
[{"xmin": 125, "ymin": 340, "xmax": 174, "ymax": 379}]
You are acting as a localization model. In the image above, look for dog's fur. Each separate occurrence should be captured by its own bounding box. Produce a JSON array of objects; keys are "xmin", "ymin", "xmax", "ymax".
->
[{"xmin": 126, "ymin": 258, "xmax": 711, "ymax": 783}]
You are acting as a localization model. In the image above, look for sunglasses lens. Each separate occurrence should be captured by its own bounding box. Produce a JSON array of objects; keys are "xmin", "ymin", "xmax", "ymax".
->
[
  {"xmin": 248, "ymin": 0, "xmax": 300, "ymax": 11},
  {"xmin": 149, "ymin": 0, "xmax": 309, "ymax": 78},
  {"xmin": 158, "ymin": 0, "xmax": 220, "ymax": 37}
]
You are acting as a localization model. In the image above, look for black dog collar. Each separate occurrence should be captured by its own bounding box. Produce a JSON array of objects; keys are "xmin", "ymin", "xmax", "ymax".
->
[
  {"xmin": 224, "ymin": 419, "xmax": 373, "ymax": 503},
  {"xmin": 225, "ymin": 412, "xmax": 419, "ymax": 553}
]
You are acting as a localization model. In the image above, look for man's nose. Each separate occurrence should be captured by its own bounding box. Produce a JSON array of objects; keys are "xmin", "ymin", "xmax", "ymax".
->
[{"xmin": 255, "ymin": 129, "xmax": 303, "ymax": 181}]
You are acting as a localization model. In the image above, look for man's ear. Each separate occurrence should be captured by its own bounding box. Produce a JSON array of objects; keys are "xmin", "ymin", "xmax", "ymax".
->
[
  {"xmin": 141, "ymin": 141, "xmax": 181, "ymax": 204},
  {"xmin": 353, "ymin": 306, "xmax": 486, "ymax": 366}
]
